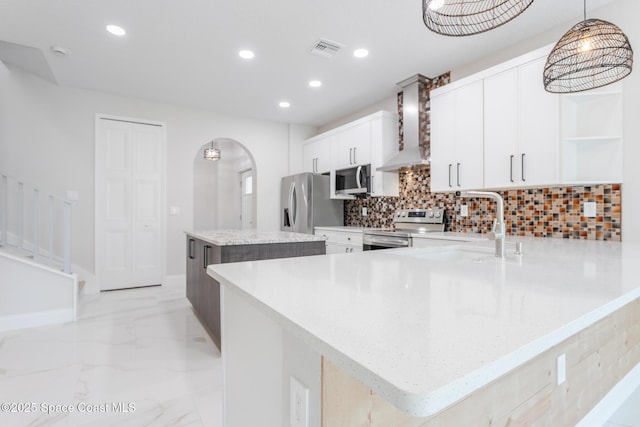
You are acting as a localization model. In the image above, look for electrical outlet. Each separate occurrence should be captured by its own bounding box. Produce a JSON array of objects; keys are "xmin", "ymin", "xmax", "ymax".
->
[
  {"xmin": 583, "ymin": 202, "xmax": 597, "ymax": 218},
  {"xmin": 362, "ymin": 207, "xmax": 367, "ymax": 217},
  {"xmin": 557, "ymin": 354, "xmax": 566, "ymax": 385},
  {"xmin": 290, "ymin": 376, "xmax": 309, "ymax": 427},
  {"xmin": 460, "ymin": 204, "xmax": 468, "ymax": 217}
]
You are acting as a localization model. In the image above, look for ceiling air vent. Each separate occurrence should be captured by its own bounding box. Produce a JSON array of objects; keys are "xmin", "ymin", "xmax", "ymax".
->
[{"xmin": 308, "ymin": 39, "xmax": 344, "ymax": 59}]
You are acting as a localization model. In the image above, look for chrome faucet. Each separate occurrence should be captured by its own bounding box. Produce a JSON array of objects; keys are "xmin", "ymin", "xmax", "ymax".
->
[{"xmin": 456, "ymin": 191, "xmax": 506, "ymax": 258}]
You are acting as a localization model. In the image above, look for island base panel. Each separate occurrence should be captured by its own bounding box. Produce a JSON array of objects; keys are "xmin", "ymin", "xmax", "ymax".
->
[
  {"xmin": 186, "ymin": 236, "xmax": 325, "ymax": 350},
  {"xmin": 321, "ymin": 298, "xmax": 640, "ymax": 426}
]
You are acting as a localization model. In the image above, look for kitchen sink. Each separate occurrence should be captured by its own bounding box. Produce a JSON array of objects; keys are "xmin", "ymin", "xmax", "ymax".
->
[{"xmin": 396, "ymin": 245, "xmax": 500, "ymax": 262}]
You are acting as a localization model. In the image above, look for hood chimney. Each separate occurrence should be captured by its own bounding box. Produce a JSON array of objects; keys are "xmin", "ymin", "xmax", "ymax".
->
[{"xmin": 377, "ymin": 74, "xmax": 431, "ymax": 172}]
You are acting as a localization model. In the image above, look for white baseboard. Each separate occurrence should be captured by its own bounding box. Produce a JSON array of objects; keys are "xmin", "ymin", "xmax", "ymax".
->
[
  {"xmin": 163, "ymin": 274, "xmax": 186, "ymax": 287},
  {"xmin": 0, "ymin": 308, "xmax": 75, "ymax": 333},
  {"xmin": 576, "ymin": 361, "xmax": 640, "ymax": 427}
]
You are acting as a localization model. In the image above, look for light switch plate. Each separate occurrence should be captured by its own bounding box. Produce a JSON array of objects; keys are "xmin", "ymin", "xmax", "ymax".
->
[
  {"xmin": 460, "ymin": 204, "xmax": 468, "ymax": 217},
  {"xmin": 290, "ymin": 376, "xmax": 309, "ymax": 427},
  {"xmin": 583, "ymin": 202, "xmax": 597, "ymax": 218},
  {"xmin": 362, "ymin": 207, "xmax": 367, "ymax": 217},
  {"xmin": 169, "ymin": 206, "xmax": 180, "ymax": 215}
]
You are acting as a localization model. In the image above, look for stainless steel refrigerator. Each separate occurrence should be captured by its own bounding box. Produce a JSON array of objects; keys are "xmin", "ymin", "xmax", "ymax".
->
[{"xmin": 281, "ymin": 173, "xmax": 343, "ymax": 234}]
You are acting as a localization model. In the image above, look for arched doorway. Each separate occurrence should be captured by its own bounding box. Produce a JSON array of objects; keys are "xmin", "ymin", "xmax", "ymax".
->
[{"xmin": 193, "ymin": 138, "xmax": 257, "ymax": 230}]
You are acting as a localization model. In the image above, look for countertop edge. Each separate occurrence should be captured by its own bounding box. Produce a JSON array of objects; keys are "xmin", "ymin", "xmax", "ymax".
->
[{"xmin": 185, "ymin": 230, "xmax": 326, "ymax": 246}]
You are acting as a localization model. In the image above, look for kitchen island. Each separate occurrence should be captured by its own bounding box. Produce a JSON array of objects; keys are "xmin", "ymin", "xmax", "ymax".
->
[
  {"xmin": 209, "ymin": 236, "xmax": 640, "ymax": 426},
  {"xmin": 185, "ymin": 230, "xmax": 325, "ymax": 348}
]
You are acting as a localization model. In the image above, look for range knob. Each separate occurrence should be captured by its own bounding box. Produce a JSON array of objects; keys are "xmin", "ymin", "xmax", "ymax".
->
[
  {"xmin": 434, "ymin": 211, "xmax": 441, "ymax": 218},
  {"xmin": 427, "ymin": 211, "xmax": 434, "ymax": 218}
]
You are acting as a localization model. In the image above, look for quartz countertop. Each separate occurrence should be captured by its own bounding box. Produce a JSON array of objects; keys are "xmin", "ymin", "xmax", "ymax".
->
[
  {"xmin": 208, "ymin": 237, "xmax": 640, "ymax": 417},
  {"xmin": 186, "ymin": 229, "xmax": 326, "ymax": 246}
]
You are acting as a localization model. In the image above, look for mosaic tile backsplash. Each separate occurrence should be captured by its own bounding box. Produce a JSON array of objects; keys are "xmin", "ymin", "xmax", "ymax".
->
[{"xmin": 345, "ymin": 167, "xmax": 622, "ymax": 241}]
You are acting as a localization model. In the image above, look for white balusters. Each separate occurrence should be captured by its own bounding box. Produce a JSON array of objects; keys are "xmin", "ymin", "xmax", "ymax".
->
[{"xmin": 0, "ymin": 173, "xmax": 73, "ymax": 273}]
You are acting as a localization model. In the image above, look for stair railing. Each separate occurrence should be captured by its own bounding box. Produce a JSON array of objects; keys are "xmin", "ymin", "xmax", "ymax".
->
[{"xmin": 0, "ymin": 174, "xmax": 72, "ymax": 273}]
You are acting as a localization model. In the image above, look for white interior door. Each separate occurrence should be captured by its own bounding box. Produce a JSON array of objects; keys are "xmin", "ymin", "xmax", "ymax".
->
[
  {"xmin": 96, "ymin": 118, "xmax": 163, "ymax": 291},
  {"xmin": 240, "ymin": 169, "xmax": 253, "ymax": 229}
]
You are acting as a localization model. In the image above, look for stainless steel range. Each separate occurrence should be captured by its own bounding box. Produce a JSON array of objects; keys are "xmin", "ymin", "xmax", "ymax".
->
[{"xmin": 363, "ymin": 208, "xmax": 446, "ymax": 250}]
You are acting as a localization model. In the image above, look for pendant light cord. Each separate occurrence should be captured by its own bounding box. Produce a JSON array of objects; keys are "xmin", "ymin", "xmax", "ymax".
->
[{"xmin": 583, "ymin": 0, "xmax": 587, "ymax": 21}]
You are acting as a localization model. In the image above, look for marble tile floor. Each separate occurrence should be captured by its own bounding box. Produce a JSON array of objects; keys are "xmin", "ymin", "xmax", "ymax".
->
[
  {"xmin": 0, "ymin": 284, "xmax": 222, "ymax": 427},
  {"xmin": 1, "ymin": 282, "xmax": 639, "ymax": 426}
]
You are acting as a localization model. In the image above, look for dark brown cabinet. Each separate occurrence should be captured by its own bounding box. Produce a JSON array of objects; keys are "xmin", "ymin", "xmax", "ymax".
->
[{"xmin": 186, "ymin": 235, "xmax": 326, "ymax": 350}]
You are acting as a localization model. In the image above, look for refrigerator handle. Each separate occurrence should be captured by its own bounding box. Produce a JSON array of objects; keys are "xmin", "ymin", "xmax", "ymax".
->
[{"xmin": 288, "ymin": 182, "xmax": 296, "ymax": 227}]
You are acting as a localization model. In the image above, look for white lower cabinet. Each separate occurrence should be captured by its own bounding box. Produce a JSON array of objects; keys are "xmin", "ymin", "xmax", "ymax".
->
[{"xmin": 315, "ymin": 228, "xmax": 363, "ymax": 254}]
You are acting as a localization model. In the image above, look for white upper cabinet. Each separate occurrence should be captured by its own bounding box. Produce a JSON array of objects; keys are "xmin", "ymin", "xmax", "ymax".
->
[
  {"xmin": 484, "ymin": 57, "xmax": 559, "ymax": 189},
  {"xmin": 430, "ymin": 80, "xmax": 484, "ymax": 192},
  {"xmin": 303, "ymin": 111, "xmax": 399, "ymax": 198},
  {"xmin": 333, "ymin": 121, "xmax": 372, "ymax": 170},
  {"xmin": 430, "ymin": 43, "xmax": 618, "ymax": 193},
  {"xmin": 519, "ymin": 57, "xmax": 559, "ymax": 187},
  {"xmin": 303, "ymin": 136, "xmax": 332, "ymax": 174}
]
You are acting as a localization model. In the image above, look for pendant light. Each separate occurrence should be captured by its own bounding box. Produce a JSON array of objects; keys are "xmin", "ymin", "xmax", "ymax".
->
[
  {"xmin": 422, "ymin": 0, "xmax": 534, "ymax": 37},
  {"xmin": 204, "ymin": 141, "xmax": 221, "ymax": 161},
  {"xmin": 543, "ymin": 0, "xmax": 633, "ymax": 93}
]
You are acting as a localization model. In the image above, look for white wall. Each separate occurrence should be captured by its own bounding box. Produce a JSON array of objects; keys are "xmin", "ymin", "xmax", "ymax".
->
[
  {"xmin": 318, "ymin": 95, "xmax": 397, "ymax": 134},
  {"xmin": 287, "ymin": 123, "xmax": 318, "ymax": 176},
  {"xmin": 0, "ymin": 66, "xmax": 305, "ymax": 280}
]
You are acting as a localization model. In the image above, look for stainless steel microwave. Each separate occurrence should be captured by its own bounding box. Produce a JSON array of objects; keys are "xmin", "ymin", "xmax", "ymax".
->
[{"xmin": 335, "ymin": 164, "xmax": 371, "ymax": 196}]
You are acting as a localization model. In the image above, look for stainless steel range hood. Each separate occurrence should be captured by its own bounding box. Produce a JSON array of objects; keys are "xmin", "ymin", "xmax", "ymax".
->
[{"xmin": 377, "ymin": 74, "xmax": 430, "ymax": 172}]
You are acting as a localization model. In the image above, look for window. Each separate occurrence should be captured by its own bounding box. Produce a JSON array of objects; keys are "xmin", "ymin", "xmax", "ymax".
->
[{"xmin": 244, "ymin": 175, "xmax": 253, "ymax": 195}]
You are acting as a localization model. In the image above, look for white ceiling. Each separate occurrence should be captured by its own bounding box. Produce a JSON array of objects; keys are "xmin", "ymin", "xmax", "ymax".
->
[{"xmin": 0, "ymin": 0, "xmax": 620, "ymax": 127}]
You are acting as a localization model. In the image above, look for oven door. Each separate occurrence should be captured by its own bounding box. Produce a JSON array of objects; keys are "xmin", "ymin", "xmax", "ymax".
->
[{"xmin": 363, "ymin": 233, "xmax": 411, "ymax": 251}]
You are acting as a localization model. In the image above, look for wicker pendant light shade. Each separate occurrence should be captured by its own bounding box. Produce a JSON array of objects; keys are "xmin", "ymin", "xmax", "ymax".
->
[
  {"xmin": 422, "ymin": 0, "xmax": 534, "ymax": 37},
  {"xmin": 543, "ymin": 18, "xmax": 633, "ymax": 93}
]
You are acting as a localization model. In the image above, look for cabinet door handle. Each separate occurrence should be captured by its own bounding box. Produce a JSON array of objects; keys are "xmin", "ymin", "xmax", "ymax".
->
[
  {"xmin": 448, "ymin": 164, "xmax": 453, "ymax": 187},
  {"xmin": 510, "ymin": 155, "xmax": 515, "ymax": 183},
  {"xmin": 456, "ymin": 163, "xmax": 461, "ymax": 187},
  {"xmin": 353, "ymin": 147, "xmax": 357, "ymax": 164},
  {"xmin": 521, "ymin": 153, "xmax": 526, "ymax": 182},
  {"xmin": 203, "ymin": 245, "xmax": 211, "ymax": 269},
  {"xmin": 188, "ymin": 239, "xmax": 195, "ymax": 260},
  {"xmin": 349, "ymin": 148, "xmax": 353, "ymax": 165}
]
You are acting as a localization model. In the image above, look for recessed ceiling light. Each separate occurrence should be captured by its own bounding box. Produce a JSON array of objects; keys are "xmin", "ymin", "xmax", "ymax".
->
[
  {"xmin": 239, "ymin": 50, "xmax": 255, "ymax": 59},
  {"xmin": 309, "ymin": 80, "xmax": 322, "ymax": 88},
  {"xmin": 279, "ymin": 101, "xmax": 291, "ymax": 108},
  {"xmin": 106, "ymin": 25, "xmax": 126, "ymax": 36},
  {"xmin": 353, "ymin": 49, "xmax": 369, "ymax": 58}
]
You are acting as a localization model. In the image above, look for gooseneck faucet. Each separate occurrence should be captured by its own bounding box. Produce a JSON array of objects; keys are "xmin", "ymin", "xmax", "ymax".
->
[{"xmin": 456, "ymin": 191, "xmax": 506, "ymax": 258}]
